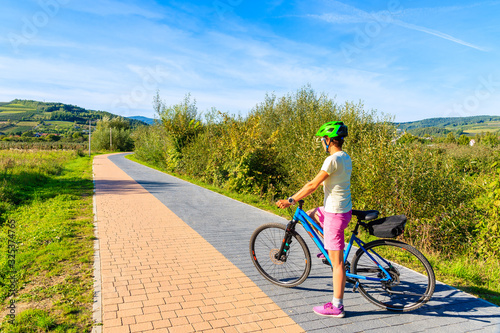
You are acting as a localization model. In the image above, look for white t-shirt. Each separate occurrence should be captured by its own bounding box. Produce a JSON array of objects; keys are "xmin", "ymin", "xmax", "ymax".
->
[{"xmin": 321, "ymin": 151, "xmax": 352, "ymax": 213}]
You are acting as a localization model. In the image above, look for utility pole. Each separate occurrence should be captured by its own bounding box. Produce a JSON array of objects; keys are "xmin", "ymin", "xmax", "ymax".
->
[{"xmin": 109, "ymin": 127, "xmax": 112, "ymax": 151}]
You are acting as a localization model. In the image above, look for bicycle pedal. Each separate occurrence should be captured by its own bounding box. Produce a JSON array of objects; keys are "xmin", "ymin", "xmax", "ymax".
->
[{"xmin": 322, "ymin": 258, "xmax": 331, "ymax": 266}]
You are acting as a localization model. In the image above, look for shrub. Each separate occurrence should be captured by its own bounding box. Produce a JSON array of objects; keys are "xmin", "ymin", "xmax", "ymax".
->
[
  {"xmin": 458, "ymin": 134, "xmax": 471, "ymax": 145},
  {"xmin": 131, "ymin": 124, "xmax": 170, "ymax": 169},
  {"xmin": 132, "ymin": 86, "xmax": 495, "ymax": 257},
  {"xmin": 90, "ymin": 116, "xmax": 133, "ymax": 151},
  {"xmin": 474, "ymin": 155, "xmax": 500, "ymax": 259}
]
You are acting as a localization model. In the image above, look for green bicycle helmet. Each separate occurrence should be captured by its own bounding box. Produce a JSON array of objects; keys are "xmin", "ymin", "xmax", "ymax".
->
[{"xmin": 316, "ymin": 121, "xmax": 348, "ymax": 139}]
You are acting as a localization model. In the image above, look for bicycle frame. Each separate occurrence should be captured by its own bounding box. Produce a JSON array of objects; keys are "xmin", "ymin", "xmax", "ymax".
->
[{"xmin": 290, "ymin": 205, "xmax": 393, "ymax": 283}]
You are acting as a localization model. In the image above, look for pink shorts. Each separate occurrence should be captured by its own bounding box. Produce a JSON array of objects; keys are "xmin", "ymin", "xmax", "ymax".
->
[{"xmin": 315, "ymin": 207, "xmax": 352, "ymax": 251}]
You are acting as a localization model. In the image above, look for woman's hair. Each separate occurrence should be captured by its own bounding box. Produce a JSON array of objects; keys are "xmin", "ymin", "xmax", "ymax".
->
[{"xmin": 331, "ymin": 137, "xmax": 344, "ymax": 149}]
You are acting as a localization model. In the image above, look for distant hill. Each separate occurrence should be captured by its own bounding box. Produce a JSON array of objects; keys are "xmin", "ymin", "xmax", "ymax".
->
[
  {"xmin": 0, "ymin": 99, "xmax": 147, "ymax": 136},
  {"xmin": 396, "ymin": 115, "xmax": 500, "ymax": 136},
  {"xmin": 396, "ymin": 115, "xmax": 500, "ymax": 130},
  {"xmin": 128, "ymin": 116, "xmax": 155, "ymax": 125}
]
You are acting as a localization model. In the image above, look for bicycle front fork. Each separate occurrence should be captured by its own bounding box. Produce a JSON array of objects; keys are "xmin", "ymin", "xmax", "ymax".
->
[{"xmin": 275, "ymin": 220, "xmax": 297, "ymax": 262}]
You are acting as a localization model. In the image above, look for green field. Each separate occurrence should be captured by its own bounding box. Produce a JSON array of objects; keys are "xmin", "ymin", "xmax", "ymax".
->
[
  {"xmin": 15, "ymin": 121, "xmax": 38, "ymax": 127},
  {"xmin": 457, "ymin": 121, "xmax": 500, "ymax": 134},
  {"xmin": 0, "ymin": 110, "xmax": 32, "ymax": 114},
  {"xmin": 0, "ymin": 151, "xmax": 94, "ymax": 332},
  {"xmin": 0, "ymin": 103, "xmax": 37, "ymax": 114},
  {"xmin": 47, "ymin": 121, "xmax": 75, "ymax": 126}
]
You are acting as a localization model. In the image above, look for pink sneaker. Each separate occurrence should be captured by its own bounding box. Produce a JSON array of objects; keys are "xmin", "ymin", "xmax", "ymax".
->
[{"xmin": 313, "ymin": 302, "xmax": 345, "ymax": 318}]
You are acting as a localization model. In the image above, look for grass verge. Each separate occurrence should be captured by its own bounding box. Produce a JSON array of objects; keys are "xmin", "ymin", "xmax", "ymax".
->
[
  {"xmin": 126, "ymin": 153, "xmax": 500, "ymax": 307},
  {"xmin": 0, "ymin": 150, "xmax": 95, "ymax": 332}
]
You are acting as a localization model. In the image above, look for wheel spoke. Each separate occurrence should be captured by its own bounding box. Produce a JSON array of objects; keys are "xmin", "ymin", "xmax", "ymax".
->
[
  {"xmin": 250, "ymin": 223, "xmax": 311, "ymax": 287},
  {"xmin": 352, "ymin": 240, "xmax": 435, "ymax": 311}
]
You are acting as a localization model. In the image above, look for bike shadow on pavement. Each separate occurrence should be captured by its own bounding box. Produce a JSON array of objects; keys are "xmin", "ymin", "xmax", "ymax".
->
[
  {"xmin": 410, "ymin": 283, "xmax": 500, "ymax": 323},
  {"xmin": 292, "ymin": 277, "xmax": 499, "ymax": 325}
]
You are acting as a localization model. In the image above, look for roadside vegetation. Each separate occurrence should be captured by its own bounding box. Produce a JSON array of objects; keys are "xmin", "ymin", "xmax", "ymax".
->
[
  {"xmin": 0, "ymin": 151, "xmax": 94, "ymax": 332},
  {"xmin": 0, "ymin": 86, "xmax": 498, "ymax": 333},
  {"xmin": 132, "ymin": 87, "xmax": 500, "ymax": 306}
]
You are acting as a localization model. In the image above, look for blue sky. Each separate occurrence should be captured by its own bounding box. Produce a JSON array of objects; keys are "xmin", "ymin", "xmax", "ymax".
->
[{"xmin": 1, "ymin": 0, "xmax": 499, "ymax": 122}]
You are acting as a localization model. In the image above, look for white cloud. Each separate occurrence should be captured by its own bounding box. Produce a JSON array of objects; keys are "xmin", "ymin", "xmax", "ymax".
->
[
  {"xmin": 1, "ymin": 1, "xmax": 498, "ymax": 122},
  {"xmin": 308, "ymin": 0, "xmax": 487, "ymax": 51}
]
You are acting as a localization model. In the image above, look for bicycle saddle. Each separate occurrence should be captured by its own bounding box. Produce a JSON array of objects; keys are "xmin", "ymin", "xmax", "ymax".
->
[{"xmin": 352, "ymin": 210, "xmax": 379, "ymax": 221}]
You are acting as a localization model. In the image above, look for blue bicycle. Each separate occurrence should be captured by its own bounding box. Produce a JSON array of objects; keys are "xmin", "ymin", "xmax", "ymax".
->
[{"xmin": 250, "ymin": 200, "xmax": 435, "ymax": 312}]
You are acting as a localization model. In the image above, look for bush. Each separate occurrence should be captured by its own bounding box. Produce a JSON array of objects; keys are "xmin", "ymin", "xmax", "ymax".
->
[
  {"xmin": 132, "ymin": 86, "xmax": 496, "ymax": 258},
  {"xmin": 91, "ymin": 116, "xmax": 133, "ymax": 151},
  {"xmin": 474, "ymin": 155, "xmax": 500, "ymax": 260},
  {"xmin": 131, "ymin": 124, "xmax": 170, "ymax": 169},
  {"xmin": 397, "ymin": 132, "xmax": 420, "ymax": 144},
  {"xmin": 458, "ymin": 134, "xmax": 471, "ymax": 145},
  {"xmin": 156, "ymin": 93, "xmax": 201, "ymax": 170}
]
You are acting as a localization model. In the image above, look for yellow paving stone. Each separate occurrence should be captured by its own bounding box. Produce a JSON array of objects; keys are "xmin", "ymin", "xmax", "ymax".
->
[{"xmin": 93, "ymin": 154, "xmax": 304, "ymax": 332}]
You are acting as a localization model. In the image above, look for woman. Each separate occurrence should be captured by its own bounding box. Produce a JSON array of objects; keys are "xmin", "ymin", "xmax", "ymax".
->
[{"xmin": 276, "ymin": 121, "xmax": 352, "ymax": 318}]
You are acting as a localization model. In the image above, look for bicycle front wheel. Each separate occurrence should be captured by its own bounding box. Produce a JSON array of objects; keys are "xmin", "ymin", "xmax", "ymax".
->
[
  {"xmin": 351, "ymin": 239, "xmax": 435, "ymax": 312},
  {"xmin": 250, "ymin": 223, "xmax": 311, "ymax": 287}
]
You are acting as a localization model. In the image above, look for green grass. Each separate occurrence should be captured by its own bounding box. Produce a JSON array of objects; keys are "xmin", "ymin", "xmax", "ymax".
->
[
  {"xmin": 0, "ymin": 151, "xmax": 94, "ymax": 332},
  {"xmin": 127, "ymin": 153, "xmax": 500, "ymax": 307},
  {"xmin": 15, "ymin": 121, "xmax": 37, "ymax": 127},
  {"xmin": 448, "ymin": 120, "xmax": 500, "ymax": 134},
  {"xmin": 44, "ymin": 121, "xmax": 75, "ymax": 128},
  {"xmin": 3, "ymin": 126, "xmax": 32, "ymax": 134},
  {"xmin": 427, "ymin": 254, "xmax": 500, "ymax": 305},
  {"xmin": 0, "ymin": 103, "xmax": 37, "ymax": 114},
  {"xmin": 1, "ymin": 104, "xmax": 32, "ymax": 108}
]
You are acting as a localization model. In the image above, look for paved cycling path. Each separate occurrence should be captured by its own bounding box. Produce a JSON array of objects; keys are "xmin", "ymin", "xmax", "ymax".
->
[{"xmin": 93, "ymin": 153, "xmax": 500, "ymax": 333}]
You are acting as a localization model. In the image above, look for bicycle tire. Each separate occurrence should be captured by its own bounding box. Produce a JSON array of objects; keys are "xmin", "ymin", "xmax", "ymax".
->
[
  {"xmin": 351, "ymin": 239, "xmax": 435, "ymax": 312},
  {"xmin": 250, "ymin": 223, "xmax": 311, "ymax": 288}
]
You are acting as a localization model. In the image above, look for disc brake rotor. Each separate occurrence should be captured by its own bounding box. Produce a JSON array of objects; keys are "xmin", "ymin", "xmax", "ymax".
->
[{"xmin": 270, "ymin": 249, "xmax": 285, "ymax": 265}]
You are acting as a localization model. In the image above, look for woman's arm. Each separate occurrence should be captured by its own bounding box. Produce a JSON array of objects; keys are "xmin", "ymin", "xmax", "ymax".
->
[{"xmin": 276, "ymin": 170, "xmax": 329, "ymax": 209}]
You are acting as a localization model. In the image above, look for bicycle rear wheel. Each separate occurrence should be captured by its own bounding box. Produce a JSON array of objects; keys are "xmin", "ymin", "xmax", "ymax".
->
[
  {"xmin": 250, "ymin": 223, "xmax": 311, "ymax": 287},
  {"xmin": 351, "ymin": 239, "xmax": 435, "ymax": 312}
]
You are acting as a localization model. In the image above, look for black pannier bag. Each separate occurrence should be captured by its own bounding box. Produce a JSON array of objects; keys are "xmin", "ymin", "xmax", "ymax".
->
[{"xmin": 366, "ymin": 215, "xmax": 407, "ymax": 238}]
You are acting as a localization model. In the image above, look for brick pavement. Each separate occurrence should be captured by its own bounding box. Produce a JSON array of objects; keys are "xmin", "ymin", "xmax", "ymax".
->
[
  {"xmin": 94, "ymin": 153, "xmax": 500, "ymax": 333},
  {"xmin": 93, "ymin": 154, "xmax": 305, "ymax": 333}
]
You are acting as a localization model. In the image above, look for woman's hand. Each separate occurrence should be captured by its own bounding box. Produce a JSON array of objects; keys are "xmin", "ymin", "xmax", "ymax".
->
[{"xmin": 276, "ymin": 199, "xmax": 291, "ymax": 209}]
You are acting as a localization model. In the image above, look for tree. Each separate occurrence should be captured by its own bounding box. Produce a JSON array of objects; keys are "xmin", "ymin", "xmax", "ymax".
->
[
  {"xmin": 481, "ymin": 132, "xmax": 499, "ymax": 147},
  {"xmin": 21, "ymin": 131, "xmax": 34, "ymax": 138},
  {"xmin": 159, "ymin": 94, "xmax": 201, "ymax": 153},
  {"xmin": 91, "ymin": 116, "xmax": 133, "ymax": 151},
  {"xmin": 72, "ymin": 132, "xmax": 83, "ymax": 141},
  {"xmin": 444, "ymin": 132, "xmax": 456, "ymax": 144},
  {"xmin": 157, "ymin": 94, "xmax": 201, "ymax": 170},
  {"xmin": 457, "ymin": 134, "xmax": 470, "ymax": 146},
  {"xmin": 397, "ymin": 132, "xmax": 420, "ymax": 144},
  {"xmin": 46, "ymin": 134, "xmax": 60, "ymax": 142}
]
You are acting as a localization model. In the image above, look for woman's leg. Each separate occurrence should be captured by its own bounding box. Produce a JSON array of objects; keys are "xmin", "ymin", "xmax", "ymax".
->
[
  {"xmin": 307, "ymin": 207, "xmax": 321, "ymax": 224},
  {"xmin": 313, "ymin": 210, "xmax": 351, "ymax": 317},
  {"xmin": 329, "ymin": 249, "xmax": 346, "ymax": 300}
]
